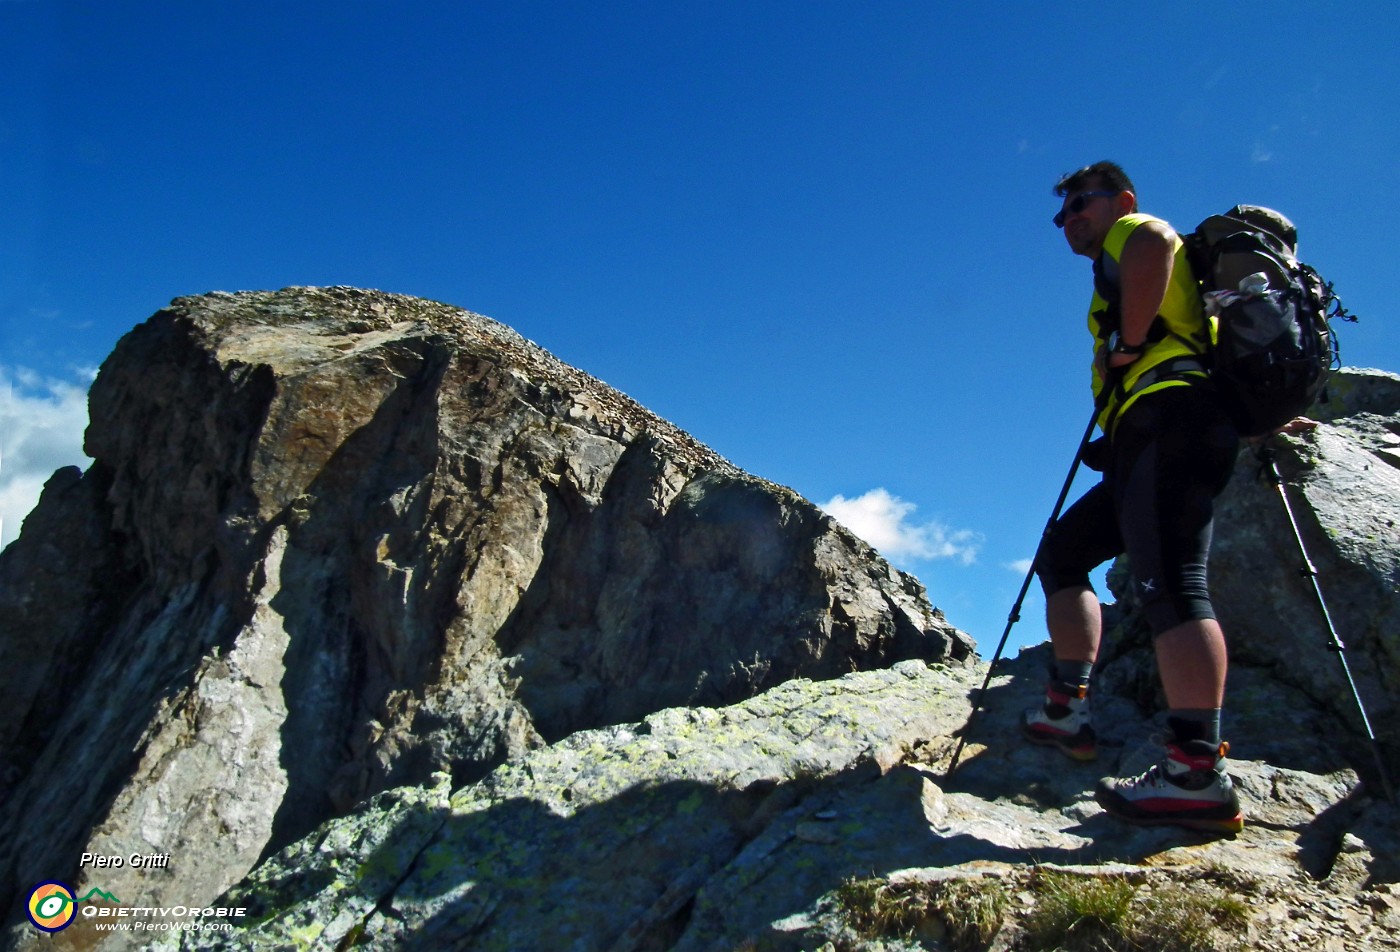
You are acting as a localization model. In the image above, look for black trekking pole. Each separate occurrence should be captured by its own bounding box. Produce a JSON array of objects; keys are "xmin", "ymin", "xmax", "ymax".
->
[
  {"xmin": 1257, "ymin": 443, "xmax": 1396, "ymax": 803},
  {"xmin": 944, "ymin": 398, "xmax": 1105, "ymax": 778}
]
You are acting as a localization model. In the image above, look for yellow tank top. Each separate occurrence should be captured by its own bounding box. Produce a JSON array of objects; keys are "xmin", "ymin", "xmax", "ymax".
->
[{"xmin": 1089, "ymin": 213, "xmax": 1211, "ymax": 433}]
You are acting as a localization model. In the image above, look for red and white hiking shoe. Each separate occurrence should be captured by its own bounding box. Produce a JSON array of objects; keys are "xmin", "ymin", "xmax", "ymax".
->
[
  {"xmin": 1095, "ymin": 739, "xmax": 1244, "ymax": 834},
  {"xmin": 1020, "ymin": 682, "xmax": 1097, "ymax": 761}
]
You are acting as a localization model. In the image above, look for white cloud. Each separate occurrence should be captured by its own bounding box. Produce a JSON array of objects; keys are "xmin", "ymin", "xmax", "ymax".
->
[
  {"xmin": 1005, "ymin": 558, "xmax": 1035, "ymax": 575},
  {"xmin": 820, "ymin": 488, "xmax": 980, "ymax": 565},
  {"xmin": 1, "ymin": 366, "xmax": 95, "ymax": 549}
]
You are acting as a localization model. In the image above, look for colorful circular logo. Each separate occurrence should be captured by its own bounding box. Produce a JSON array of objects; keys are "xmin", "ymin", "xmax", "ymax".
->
[{"xmin": 27, "ymin": 881, "xmax": 77, "ymax": 933}]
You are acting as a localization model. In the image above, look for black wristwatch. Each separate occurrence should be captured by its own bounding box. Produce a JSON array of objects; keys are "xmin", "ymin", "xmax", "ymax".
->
[{"xmin": 1108, "ymin": 332, "xmax": 1146, "ymax": 357}]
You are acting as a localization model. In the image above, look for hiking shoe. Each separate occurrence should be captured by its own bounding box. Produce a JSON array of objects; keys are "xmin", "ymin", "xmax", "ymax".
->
[
  {"xmin": 1095, "ymin": 739, "xmax": 1244, "ymax": 834},
  {"xmin": 1021, "ymin": 681, "xmax": 1097, "ymax": 761}
]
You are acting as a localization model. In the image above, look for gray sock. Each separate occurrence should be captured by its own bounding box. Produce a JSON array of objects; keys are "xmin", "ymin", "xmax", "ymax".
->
[
  {"xmin": 1168, "ymin": 709, "xmax": 1222, "ymax": 747},
  {"xmin": 1053, "ymin": 659, "xmax": 1094, "ymax": 686}
]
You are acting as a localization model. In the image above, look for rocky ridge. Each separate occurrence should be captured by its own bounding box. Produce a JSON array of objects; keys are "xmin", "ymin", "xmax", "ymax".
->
[{"xmin": 0, "ymin": 288, "xmax": 1396, "ymax": 950}]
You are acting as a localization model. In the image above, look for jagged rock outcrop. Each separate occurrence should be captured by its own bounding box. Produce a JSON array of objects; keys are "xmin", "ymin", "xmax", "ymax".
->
[
  {"xmin": 2, "ymin": 287, "xmax": 1397, "ymax": 951},
  {"xmin": 0, "ymin": 288, "xmax": 969, "ymax": 946}
]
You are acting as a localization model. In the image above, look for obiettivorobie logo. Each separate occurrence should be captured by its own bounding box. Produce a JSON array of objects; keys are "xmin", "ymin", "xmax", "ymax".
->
[
  {"xmin": 26, "ymin": 879, "xmax": 247, "ymax": 935},
  {"xmin": 26, "ymin": 881, "xmax": 120, "ymax": 933}
]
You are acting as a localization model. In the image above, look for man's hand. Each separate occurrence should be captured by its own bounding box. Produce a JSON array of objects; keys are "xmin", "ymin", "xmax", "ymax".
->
[
  {"xmin": 1095, "ymin": 346, "xmax": 1141, "ymax": 379},
  {"xmin": 1107, "ymin": 349, "xmax": 1143, "ymax": 370},
  {"xmin": 1247, "ymin": 416, "xmax": 1320, "ymax": 443},
  {"xmin": 1276, "ymin": 416, "xmax": 1320, "ymax": 434}
]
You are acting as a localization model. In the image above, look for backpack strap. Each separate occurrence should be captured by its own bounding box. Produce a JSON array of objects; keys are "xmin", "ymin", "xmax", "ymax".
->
[{"xmin": 1099, "ymin": 355, "xmax": 1210, "ymax": 437}]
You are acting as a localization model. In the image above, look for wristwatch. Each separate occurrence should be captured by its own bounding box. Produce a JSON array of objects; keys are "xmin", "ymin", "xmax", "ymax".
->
[{"xmin": 1108, "ymin": 332, "xmax": 1146, "ymax": 357}]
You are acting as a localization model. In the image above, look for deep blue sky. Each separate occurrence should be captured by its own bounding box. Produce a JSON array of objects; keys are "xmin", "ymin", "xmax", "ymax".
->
[{"xmin": 3, "ymin": 2, "xmax": 1397, "ymax": 654}]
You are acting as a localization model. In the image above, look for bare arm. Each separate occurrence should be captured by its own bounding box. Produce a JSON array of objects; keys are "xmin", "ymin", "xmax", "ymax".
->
[{"xmin": 1108, "ymin": 220, "xmax": 1175, "ymax": 368}]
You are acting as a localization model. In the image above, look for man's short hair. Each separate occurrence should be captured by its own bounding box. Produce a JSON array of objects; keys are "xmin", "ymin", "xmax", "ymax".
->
[{"xmin": 1054, "ymin": 161, "xmax": 1136, "ymax": 202}]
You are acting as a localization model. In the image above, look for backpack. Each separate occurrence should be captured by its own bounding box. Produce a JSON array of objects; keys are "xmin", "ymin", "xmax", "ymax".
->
[{"xmin": 1179, "ymin": 205, "xmax": 1356, "ymax": 437}]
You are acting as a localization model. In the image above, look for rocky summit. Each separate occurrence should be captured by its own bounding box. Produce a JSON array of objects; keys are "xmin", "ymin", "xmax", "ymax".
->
[{"xmin": 0, "ymin": 287, "xmax": 1396, "ymax": 951}]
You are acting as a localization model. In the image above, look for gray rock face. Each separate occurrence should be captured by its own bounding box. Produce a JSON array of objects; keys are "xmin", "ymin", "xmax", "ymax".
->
[
  {"xmin": 1211, "ymin": 369, "xmax": 1400, "ymax": 774},
  {"xmin": 180, "ymin": 662, "xmax": 980, "ymax": 952},
  {"xmin": 0, "ymin": 288, "xmax": 968, "ymax": 943},
  {"xmin": 148, "ymin": 652, "xmax": 1398, "ymax": 952}
]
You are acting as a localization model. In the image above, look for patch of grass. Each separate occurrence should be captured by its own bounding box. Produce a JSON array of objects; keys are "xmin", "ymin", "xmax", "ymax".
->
[
  {"xmin": 1022, "ymin": 868, "xmax": 1249, "ymax": 952},
  {"xmin": 942, "ymin": 878, "xmax": 1009, "ymax": 949},
  {"xmin": 1024, "ymin": 869, "xmax": 1138, "ymax": 950},
  {"xmin": 1133, "ymin": 886, "xmax": 1249, "ymax": 952},
  {"xmin": 834, "ymin": 874, "xmax": 1007, "ymax": 951},
  {"xmin": 834, "ymin": 876, "xmax": 929, "ymax": 941},
  {"xmin": 832, "ymin": 868, "xmax": 1249, "ymax": 952}
]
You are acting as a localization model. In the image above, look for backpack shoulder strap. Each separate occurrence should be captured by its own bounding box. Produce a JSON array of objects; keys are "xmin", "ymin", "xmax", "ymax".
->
[
  {"xmin": 1177, "ymin": 229, "xmax": 1211, "ymax": 288},
  {"xmin": 1092, "ymin": 252, "xmax": 1119, "ymax": 304}
]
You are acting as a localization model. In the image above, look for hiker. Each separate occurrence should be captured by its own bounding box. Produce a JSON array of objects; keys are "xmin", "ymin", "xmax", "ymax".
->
[{"xmin": 1022, "ymin": 161, "xmax": 1245, "ymax": 834}]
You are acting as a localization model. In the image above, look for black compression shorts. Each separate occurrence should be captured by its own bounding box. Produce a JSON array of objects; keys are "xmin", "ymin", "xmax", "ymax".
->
[{"xmin": 1035, "ymin": 383, "xmax": 1240, "ymax": 636}]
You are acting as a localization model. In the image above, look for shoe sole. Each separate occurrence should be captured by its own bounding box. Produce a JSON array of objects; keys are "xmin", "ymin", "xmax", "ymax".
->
[
  {"xmin": 1093, "ymin": 789, "xmax": 1245, "ymax": 834},
  {"xmin": 1021, "ymin": 724, "xmax": 1097, "ymax": 762}
]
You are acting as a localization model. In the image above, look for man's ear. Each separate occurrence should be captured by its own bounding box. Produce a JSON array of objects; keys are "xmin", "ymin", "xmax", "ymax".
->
[{"xmin": 1116, "ymin": 189, "xmax": 1138, "ymax": 215}]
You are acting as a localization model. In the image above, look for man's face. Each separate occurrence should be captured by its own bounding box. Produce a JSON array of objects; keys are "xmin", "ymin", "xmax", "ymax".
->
[{"xmin": 1056, "ymin": 182, "xmax": 1123, "ymax": 258}]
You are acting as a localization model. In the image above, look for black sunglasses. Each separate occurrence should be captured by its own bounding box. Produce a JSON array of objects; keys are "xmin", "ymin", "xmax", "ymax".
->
[{"xmin": 1053, "ymin": 190, "xmax": 1118, "ymax": 228}]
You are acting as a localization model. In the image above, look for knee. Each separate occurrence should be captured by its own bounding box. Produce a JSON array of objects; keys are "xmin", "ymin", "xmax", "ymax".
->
[
  {"xmin": 1035, "ymin": 531, "xmax": 1092, "ymax": 598},
  {"xmin": 1038, "ymin": 564, "xmax": 1092, "ymax": 601},
  {"xmin": 1143, "ymin": 591, "xmax": 1217, "ymax": 637}
]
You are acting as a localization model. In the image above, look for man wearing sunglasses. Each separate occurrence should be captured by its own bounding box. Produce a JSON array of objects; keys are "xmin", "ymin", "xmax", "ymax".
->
[{"xmin": 1022, "ymin": 161, "xmax": 1244, "ymax": 834}]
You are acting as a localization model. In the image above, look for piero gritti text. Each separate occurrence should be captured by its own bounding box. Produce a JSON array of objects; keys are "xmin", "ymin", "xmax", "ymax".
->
[{"xmin": 79, "ymin": 851, "xmax": 171, "ymax": 869}]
